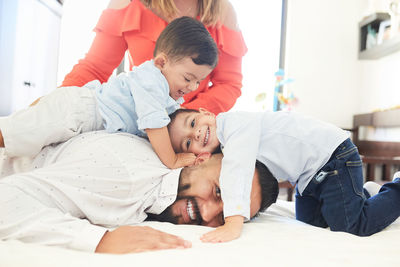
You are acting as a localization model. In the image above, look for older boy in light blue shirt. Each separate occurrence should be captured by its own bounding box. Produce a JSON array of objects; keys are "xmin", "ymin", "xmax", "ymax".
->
[
  {"xmin": 91, "ymin": 59, "xmax": 182, "ymax": 136},
  {"xmin": 0, "ymin": 17, "xmax": 218, "ymax": 169}
]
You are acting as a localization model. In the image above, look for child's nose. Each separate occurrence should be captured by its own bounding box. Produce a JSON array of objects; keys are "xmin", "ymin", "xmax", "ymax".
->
[
  {"xmin": 187, "ymin": 81, "xmax": 197, "ymax": 92},
  {"xmin": 195, "ymin": 128, "xmax": 201, "ymax": 140}
]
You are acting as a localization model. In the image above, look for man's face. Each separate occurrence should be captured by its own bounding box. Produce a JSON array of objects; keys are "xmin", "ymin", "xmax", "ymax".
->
[
  {"xmin": 153, "ymin": 154, "xmax": 262, "ymax": 227},
  {"xmin": 156, "ymin": 55, "xmax": 213, "ymax": 100},
  {"xmin": 168, "ymin": 109, "xmax": 220, "ymax": 155}
]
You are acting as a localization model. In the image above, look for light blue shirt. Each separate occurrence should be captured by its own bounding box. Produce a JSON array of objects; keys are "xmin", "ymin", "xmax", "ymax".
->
[
  {"xmin": 88, "ymin": 60, "xmax": 184, "ymax": 137},
  {"xmin": 216, "ymin": 111, "xmax": 350, "ymax": 220}
]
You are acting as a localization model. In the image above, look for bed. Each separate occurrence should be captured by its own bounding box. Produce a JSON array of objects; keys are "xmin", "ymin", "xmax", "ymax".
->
[{"xmin": 1, "ymin": 199, "xmax": 399, "ymax": 267}]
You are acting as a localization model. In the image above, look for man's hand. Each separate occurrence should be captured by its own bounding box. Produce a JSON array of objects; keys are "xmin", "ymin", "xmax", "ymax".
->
[
  {"xmin": 0, "ymin": 130, "xmax": 4, "ymax": 148},
  {"xmin": 95, "ymin": 225, "xmax": 191, "ymax": 254},
  {"xmin": 200, "ymin": 215, "xmax": 244, "ymax": 243}
]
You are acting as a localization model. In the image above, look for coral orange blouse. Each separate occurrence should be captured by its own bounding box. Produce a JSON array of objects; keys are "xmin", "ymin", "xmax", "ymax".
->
[{"xmin": 62, "ymin": 0, "xmax": 247, "ymax": 115}]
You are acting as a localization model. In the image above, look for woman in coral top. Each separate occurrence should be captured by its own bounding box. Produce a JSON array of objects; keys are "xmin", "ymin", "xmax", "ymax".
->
[{"xmin": 62, "ymin": 0, "xmax": 247, "ymax": 115}]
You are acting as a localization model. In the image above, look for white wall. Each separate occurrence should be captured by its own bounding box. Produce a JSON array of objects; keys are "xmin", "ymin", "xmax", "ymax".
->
[
  {"xmin": 357, "ymin": 0, "xmax": 400, "ymax": 114},
  {"xmin": 285, "ymin": 0, "xmax": 400, "ymax": 129},
  {"xmin": 57, "ymin": 0, "xmax": 108, "ymax": 85},
  {"xmin": 230, "ymin": 0, "xmax": 282, "ymax": 112},
  {"xmin": 358, "ymin": 50, "xmax": 400, "ymax": 113},
  {"xmin": 285, "ymin": 0, "xmax": 360, "ymax": 129}
]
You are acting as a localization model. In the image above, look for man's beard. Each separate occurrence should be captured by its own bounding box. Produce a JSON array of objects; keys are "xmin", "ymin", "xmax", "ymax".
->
[
  {"xmin": 145, "ymin": 197, "xmax": 202, "ymax": 225},
  {"xmin": 145, "ymin": 206, "xmax": 179, "ymax": 223}
]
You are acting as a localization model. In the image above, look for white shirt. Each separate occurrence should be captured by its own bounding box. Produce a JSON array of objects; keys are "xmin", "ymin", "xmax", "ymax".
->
[
  {"xmin": 0, "ymin": 131, "xmax": 181, "ymax": 252},
  {"xmin": 216, "ymin": 111, "xmax": 350, "ymax": 220}
]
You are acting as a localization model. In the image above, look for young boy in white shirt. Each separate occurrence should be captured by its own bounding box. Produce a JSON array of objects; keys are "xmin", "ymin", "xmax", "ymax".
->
[
  {"xmin": 166, "ymin": 108, "xmax": 400, "ymax": 242},
  {"xmin": 0, "ymin": 16, "xmax": 218, "ymax": 169}
]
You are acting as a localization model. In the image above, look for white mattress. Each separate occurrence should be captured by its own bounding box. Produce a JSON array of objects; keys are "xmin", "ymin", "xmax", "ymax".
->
[{"xmin": 1, "ymin": 200, "xmax": 399, "ymax": 267}]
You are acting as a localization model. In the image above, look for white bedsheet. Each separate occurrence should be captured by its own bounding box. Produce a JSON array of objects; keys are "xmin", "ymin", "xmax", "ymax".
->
[{"xmin": 1, "ymin": 200, "xmax": 399, "ymax": 267}]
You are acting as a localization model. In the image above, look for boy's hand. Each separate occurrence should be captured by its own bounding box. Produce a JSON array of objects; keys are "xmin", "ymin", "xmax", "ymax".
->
[
  {"xmin": 172, "ymin": 152, "xmax": 196, "ymax": 168},
  {"xmin": 200, "ymin": 215, "xmax": 244, "ymax": 243}
]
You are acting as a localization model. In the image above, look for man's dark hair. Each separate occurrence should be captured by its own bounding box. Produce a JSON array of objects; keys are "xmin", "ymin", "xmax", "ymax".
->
[
  {"xmin": 255, "ymin": 160, "xmax": 279, "ymax": 213},
  {"xmin": 154, "ymin": 16, "xmax": 218, "ymax": 68}
]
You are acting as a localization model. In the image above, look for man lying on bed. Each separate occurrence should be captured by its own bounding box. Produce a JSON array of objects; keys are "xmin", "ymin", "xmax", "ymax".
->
[{"xmin": 0, "ymin": 131, "xmax": 278, "ymax": 254}]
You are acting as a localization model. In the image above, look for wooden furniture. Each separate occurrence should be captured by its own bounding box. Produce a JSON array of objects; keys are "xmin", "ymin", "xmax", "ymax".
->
[
  {"xmin": 353, "ymin": 109, "xmax": 400, "ymax": 181},
  {"xmin": 279, "ymin": 181, "xmax": 294, "ymax": 201}
]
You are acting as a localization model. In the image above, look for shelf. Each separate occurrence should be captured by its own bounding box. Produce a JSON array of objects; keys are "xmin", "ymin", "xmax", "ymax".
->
[
  {"xmin": 357, "ymin": 12, "xmax": 400, "ymax": 60},
  {"xmin": 359, "ymin": 13, "xmax": 390, "ymax": 28},
  {"xmin": 359, "ymin": 33, "xmax": 400, "ymax": 59}
]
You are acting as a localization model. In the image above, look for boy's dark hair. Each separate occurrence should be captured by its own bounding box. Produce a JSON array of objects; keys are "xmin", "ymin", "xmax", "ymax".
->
[
  {"xmin": 154, "ymin": 16, "xmax": 218, "ymax": 68},
  {"xmin": 168, "ymin": 108, "xmax": 199, "ymax": 125},
  {"xmin": 255, "ymin": 160, "xmax": 279, "ymax": 213}
]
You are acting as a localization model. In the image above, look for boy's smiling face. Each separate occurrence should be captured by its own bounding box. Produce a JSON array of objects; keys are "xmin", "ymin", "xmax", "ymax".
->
[
  {"xmin": 168, "ymin": 109, "xmax": 220, "ymax": 155},
  {"xmin": 155, "ymin": 54, "xmax": 213, "ymax": 100}
]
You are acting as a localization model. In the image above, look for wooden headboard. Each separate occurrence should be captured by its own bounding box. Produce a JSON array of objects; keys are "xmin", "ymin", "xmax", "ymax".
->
[{"xmin": 353, "ymin": 109, "xmax": 400, "ymax": 181}]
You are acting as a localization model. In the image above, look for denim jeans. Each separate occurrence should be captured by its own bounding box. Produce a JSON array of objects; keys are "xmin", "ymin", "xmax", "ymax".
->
[{"xmin": 295, "ymin": 138, "xmax": 400, "ymax": 236}]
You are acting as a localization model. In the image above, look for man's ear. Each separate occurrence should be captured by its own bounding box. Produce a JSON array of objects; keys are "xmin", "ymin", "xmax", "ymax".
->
[
  {"xmin": 198, "ymin": 108, "xmax": 215, "ymax": 117},
  {"xmin": 154, "ymin": 53, "xmax": 168, "ymax": 70},
  {"xmin": 194, "ymin": 152, "xmax": 211, "ymax": 165}
]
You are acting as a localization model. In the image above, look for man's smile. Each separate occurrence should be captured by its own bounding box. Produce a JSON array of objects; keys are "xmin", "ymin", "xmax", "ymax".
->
[
  {"xmin": 203, "ymin": 127, "xmax": 210, "ymax": 147},
  {"xmin": 187, "ymin": 199, "xmax": 195, "ymax": 220},
  {"xmin": 180, "ymin": 198, "xmax": 202, "ymax": 225}
]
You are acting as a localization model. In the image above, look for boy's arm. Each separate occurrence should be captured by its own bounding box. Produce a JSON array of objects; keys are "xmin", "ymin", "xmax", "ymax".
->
[
  {"xmin": 146, "ymin": 127, "xmax": 196, "ymax": 169},
  {"xmin": 200, "ymin": 113, "xmax": 262, "ymax": 243},
  {"xmin": 200, "ymin": 215, "xmax": 244, "ymax": 243}
]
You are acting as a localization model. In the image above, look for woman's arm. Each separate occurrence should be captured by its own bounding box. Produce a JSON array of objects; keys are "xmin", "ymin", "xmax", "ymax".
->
[
  {"xmin": 221, "ymin": 1, "xmax": 240, "ymax": 32},
  {"xmin": 146, "ymin": 127, "xmax": 196, "ymax": 169},
  {"xmin": 107, "ymin": 0, "xmax": 130, "ymax": 9}
]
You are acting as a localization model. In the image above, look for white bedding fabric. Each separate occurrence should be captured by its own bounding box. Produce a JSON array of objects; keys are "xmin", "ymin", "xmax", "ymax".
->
[{"xmin": 1, "ymin": 200, "xmax": 399, "ymax": 267}]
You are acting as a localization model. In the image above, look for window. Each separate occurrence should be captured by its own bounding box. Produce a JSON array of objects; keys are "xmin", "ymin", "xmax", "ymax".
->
[{"xmin": 230, "ymin": 0, "xmax": 283, "ymax": 111}]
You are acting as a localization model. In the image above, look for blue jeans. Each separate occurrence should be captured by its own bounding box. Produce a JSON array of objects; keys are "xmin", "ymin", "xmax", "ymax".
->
[{"xmin": 295, "ymin": 138, "xmax": 400, "ymax": 236}]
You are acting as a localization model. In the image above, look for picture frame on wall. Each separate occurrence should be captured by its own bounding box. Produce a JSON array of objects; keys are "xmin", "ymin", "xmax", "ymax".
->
[{"xmin": 377, "ymin": 19, "xmax": 391, "ymax": 44}]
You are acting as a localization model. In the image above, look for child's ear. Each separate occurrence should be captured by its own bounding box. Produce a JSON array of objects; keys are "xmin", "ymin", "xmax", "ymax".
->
[
  {"xmin": 154, "ymin": 53, "xmax": 168, "ymax": 69},
  {"xmin": 194, "ymin": 152, "xmax": 211, "ymax": 165},
  {"xmin": 199, "ymin": 108, "xmax": 215, "ymax": 117}
]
